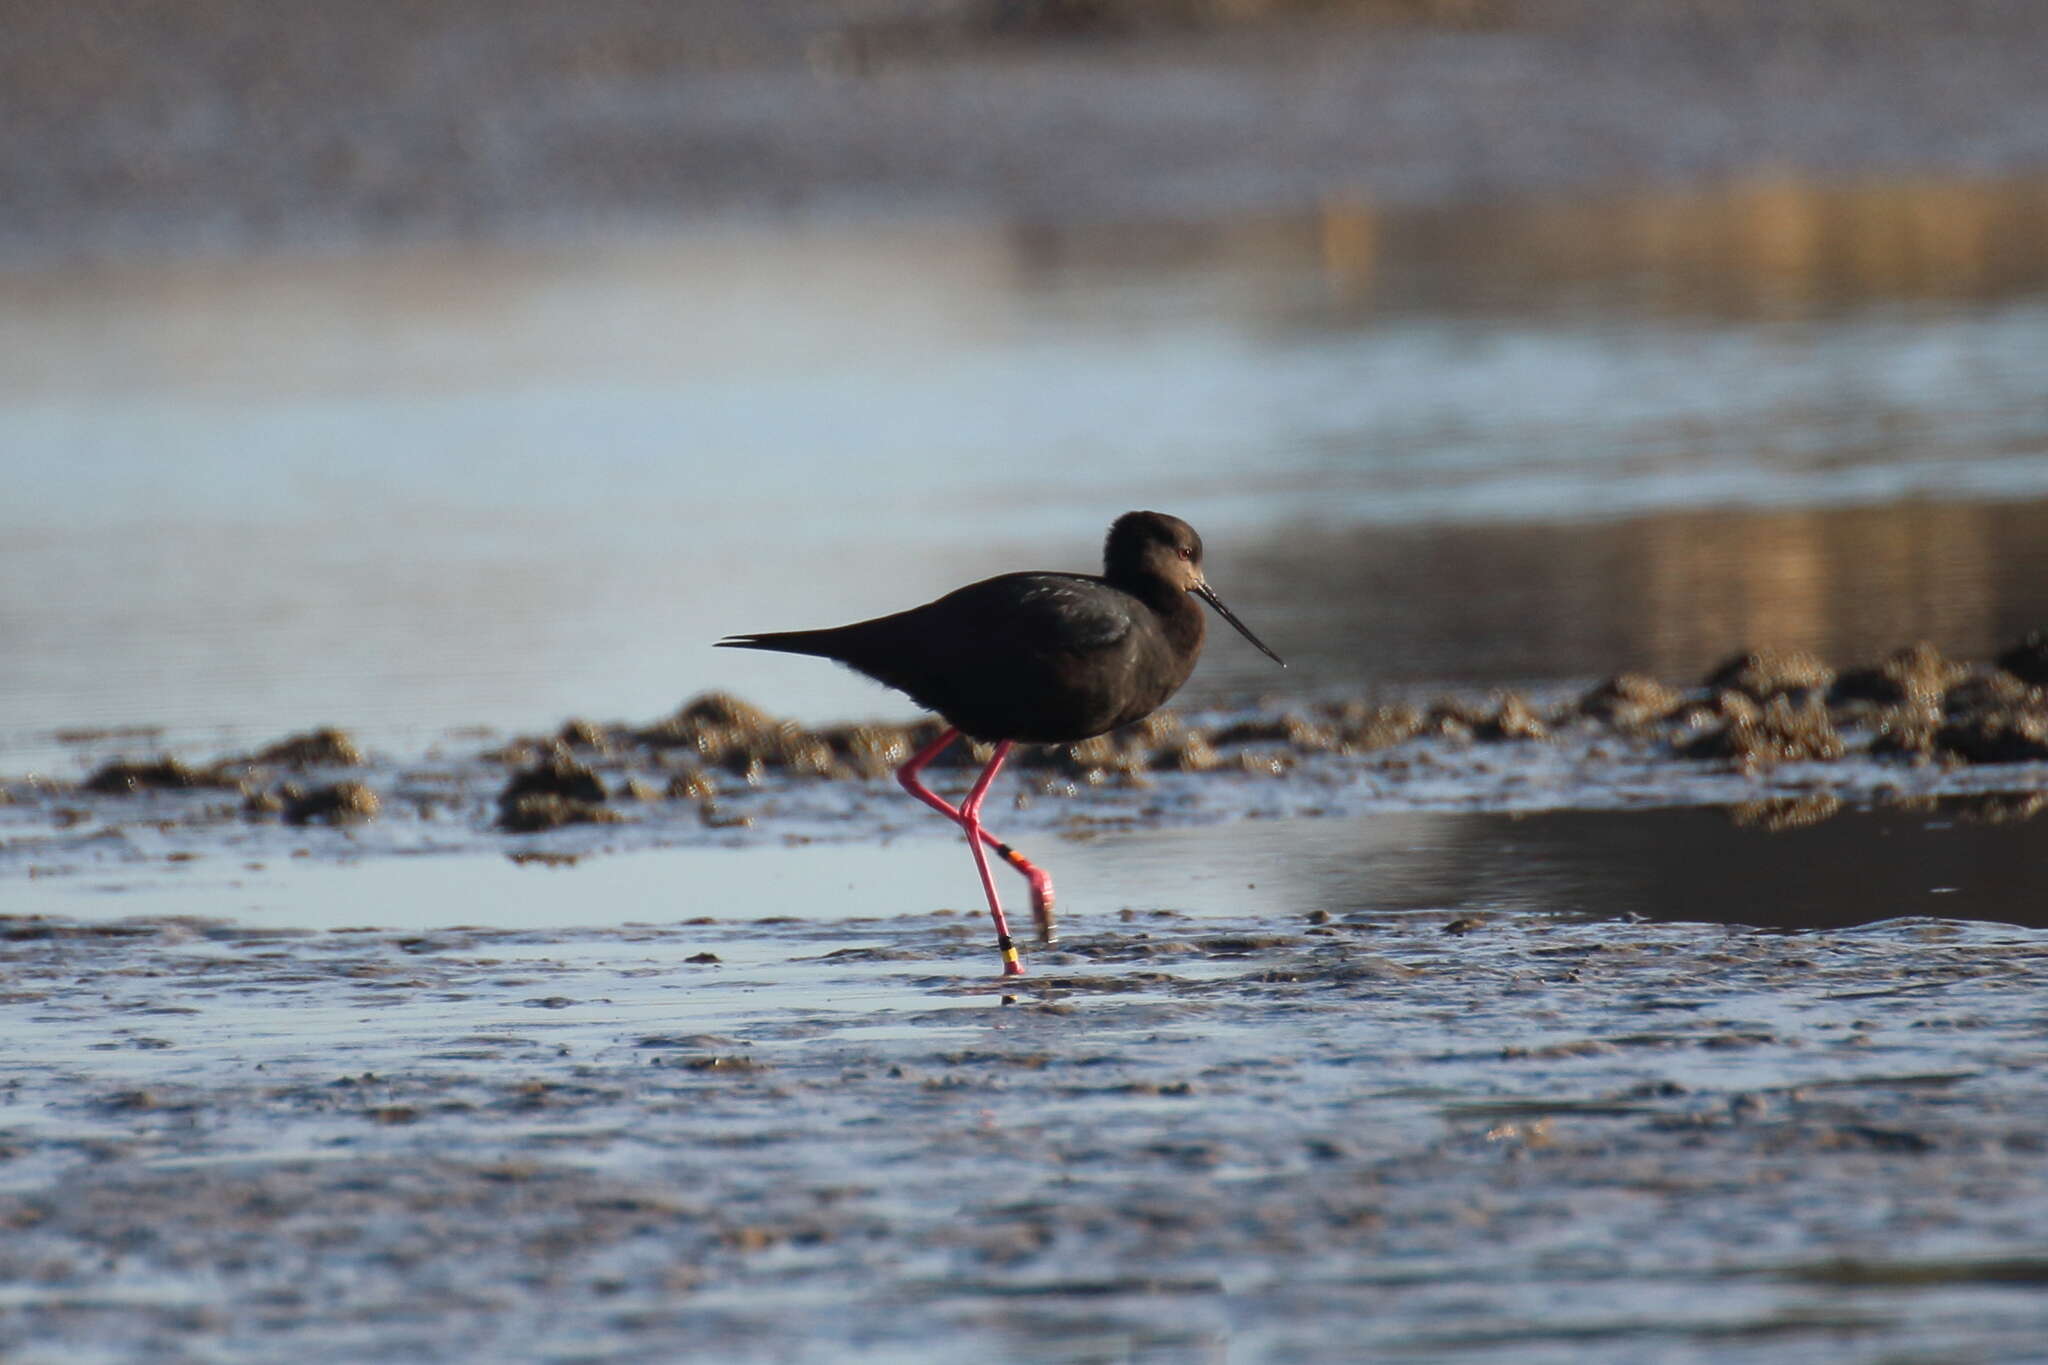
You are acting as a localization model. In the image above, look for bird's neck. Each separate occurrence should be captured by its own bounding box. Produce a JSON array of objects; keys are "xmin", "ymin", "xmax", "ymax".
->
[
  {"xmin": 1150, "ymin": 585, "xmax": 1206, "ymax": 657},
  {"xmin": 1107, "ymin": 572, "xmax": 1204, "ymax": 657}
]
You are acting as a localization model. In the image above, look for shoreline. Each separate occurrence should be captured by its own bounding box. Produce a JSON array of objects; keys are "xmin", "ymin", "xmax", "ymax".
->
[{"xmin": 5, "ymin": 639, "xmax": 2047, "ymax": 886}]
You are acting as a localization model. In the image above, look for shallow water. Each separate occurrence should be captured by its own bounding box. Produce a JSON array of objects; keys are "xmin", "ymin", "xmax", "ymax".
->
[
  {"xmin": 5, "ymin": 177, "xmax": 2048, "ymax": 768},
  {"xmin": 8, "ymin": 161, "xmax": 2048, "ymax": 1360},
  {"xmin": 11, "ymin": 761, "xmax": 2048, "ymax": 1359},
  {"xmin": 11, "ymin": 797, "xmax": 2048, "ymax": 936}
]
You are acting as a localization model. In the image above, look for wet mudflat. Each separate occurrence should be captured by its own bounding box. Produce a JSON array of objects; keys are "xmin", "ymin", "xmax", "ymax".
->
[
  {"xmin": 8, "ymin": 742, "xmax": 2048, "ymax": 1361},
  {"xmin": 5, "ymin": 892, "xmax": 2048, "ymax": 1363}
]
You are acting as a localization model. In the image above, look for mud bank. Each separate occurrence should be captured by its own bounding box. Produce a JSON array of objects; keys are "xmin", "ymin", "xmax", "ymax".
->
[
  {"xmin": 4, "ymin": 907, "xmax": 2048, "ymax": 1362},
  {"xmin": 6, "ymin": 639, "xmax": 2047, "ymax": 878}
]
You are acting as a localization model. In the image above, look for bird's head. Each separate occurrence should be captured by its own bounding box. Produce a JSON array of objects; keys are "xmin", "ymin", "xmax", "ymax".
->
[{"xmin": 1104, "ymin": 511, "xmax": 1284, "ymax": 666}]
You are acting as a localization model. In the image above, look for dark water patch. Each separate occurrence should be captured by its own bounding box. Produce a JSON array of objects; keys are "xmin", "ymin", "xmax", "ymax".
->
[
  {"xmin": 1776, "ymin": 1256, "xmax": 2048, "ymax": 1289},
  {"xmin": 1383, "ymin": 1308, "xmax": 1897, "ymax": 1353},
  {"xmin": 1445, "ymin": 801, "xmax": 2048, "ymax": 931}
]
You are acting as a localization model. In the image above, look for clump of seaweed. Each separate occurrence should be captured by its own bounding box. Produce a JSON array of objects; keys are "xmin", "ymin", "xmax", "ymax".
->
[
  {"xmin": 1676, "ymin": 696, "xmax": 1845, "ymax": 772},
  {"xmin": 498, "ymin": 758, "xmax": 619, "ymax": 832},
  {"xmin": 284, "ymin": 781, "xmax": 381, "ymax": 826},
  {"xmin": 1576, "ymin": 674, "xmax": 1682, "ymax": 732},
  {"xmin": 1829, "ymin": 642, "xmax": 1966, "ymax": 711},
  {"xmin": 1936, "ymin": 710, "xmax": 2048, "ymax": 764},
  {"xmin": 1703, "ymin": 648, "xmax": 1834, "ymax": 704},
  {"xmin": 249, "ymin": 728, "xmax": 366, "ymax": 768}
]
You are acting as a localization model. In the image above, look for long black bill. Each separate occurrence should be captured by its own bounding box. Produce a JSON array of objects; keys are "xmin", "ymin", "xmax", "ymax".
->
[{"xmin": 1195, "ymin": 582, "xmax": 1286, "ymax": 667}]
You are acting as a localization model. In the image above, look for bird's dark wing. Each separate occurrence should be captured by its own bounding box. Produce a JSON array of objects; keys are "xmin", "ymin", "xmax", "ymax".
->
[
  {"xmin": 915, "ymin": 572, "xmax": 1134, "ymax": 664},
  {"xmin": 970, "ymin": 573, "xmax": 1135, "ymax": 653},
  {"xmin": 837, "ymin": 572, "xmax": 1144, "ymax": 739}
]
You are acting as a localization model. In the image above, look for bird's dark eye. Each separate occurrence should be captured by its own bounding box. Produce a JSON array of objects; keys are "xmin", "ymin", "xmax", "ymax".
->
[{"xmin": 1177, "ymin": 546, "xmax": 1193, "ymax": 561}]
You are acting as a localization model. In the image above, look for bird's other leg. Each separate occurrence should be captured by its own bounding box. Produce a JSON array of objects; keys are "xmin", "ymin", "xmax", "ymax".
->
[
  {"xmin": 896, "ymin": 729, "xmax": 1057, "ymax": 945},
  {"xmin": 957, "ymin": 740, "xmax": 1023, "ymax": 977}
]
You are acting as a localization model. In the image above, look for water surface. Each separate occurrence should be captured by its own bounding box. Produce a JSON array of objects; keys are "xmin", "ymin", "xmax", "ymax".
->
[{"xmin": 6, "ymin": 177, "xmax": 2048, "ymax": 766}]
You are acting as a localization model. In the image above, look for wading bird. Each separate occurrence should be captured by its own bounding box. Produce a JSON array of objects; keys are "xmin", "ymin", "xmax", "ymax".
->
[{"xmin": 719, "ymin": 511, "xmax": 1284, "ymax": 976}]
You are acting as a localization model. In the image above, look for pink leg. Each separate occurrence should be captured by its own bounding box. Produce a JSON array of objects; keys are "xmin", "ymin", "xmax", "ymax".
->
[
  {"xmin": 959, "ymin": 741, "xmax": 1020, "ymax": 976},
  {"xmin": 896, "ymin": 728, "xmax": 1058, "ymax": 974},
  {"xmin": 898, "ymin": 729, "xmax": 1057, "ymax": 943}
]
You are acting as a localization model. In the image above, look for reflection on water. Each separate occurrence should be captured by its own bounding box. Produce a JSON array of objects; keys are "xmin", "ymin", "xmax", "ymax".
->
[
  {"xmin": 1014, "ymin": 177, "xmax": 2048, "ymax": 321},
  {"xmin": 1441, "ymin": 798, "xmax": 2048, "ymax": 931},
  {"xmin": 1095, "ymin": 795, "xmax": 2048, "ymax": 933},
  {"xmin": 1214, "ymin": 497, "xmax": 2048, "ymax": 699},
  {"xmin": 3, "ymin": 176, "xmax": 2047, "ymax": 749}
]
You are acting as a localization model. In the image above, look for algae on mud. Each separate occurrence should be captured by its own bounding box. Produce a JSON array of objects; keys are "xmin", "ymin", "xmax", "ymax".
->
[{"xmin": 6, "ymin": 638, "xmax": 2047, "ymax": 881}]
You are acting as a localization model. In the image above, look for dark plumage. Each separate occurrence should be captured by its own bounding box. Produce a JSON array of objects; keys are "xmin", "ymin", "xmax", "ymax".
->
[
  {"xmin": 720, "ymin": 511, "xmax": 1280, "ymax": 741},
  {"xmin": 718, "ymin": 510, "xmax": 1283, "ymax": 976}
]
